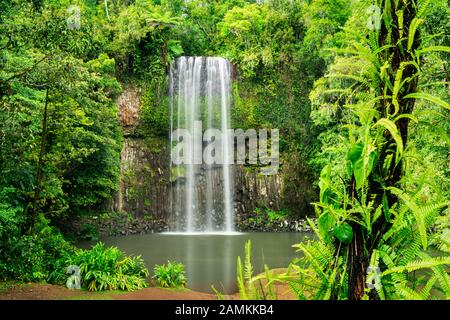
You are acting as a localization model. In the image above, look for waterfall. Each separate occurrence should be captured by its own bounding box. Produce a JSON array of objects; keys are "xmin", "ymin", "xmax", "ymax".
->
[{"xmin": 169, "ymin": 57, "xmax": 235, "ymax": 233}]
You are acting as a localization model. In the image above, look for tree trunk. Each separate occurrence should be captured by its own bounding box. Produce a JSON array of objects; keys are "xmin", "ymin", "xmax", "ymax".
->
[
  {"xmin": 348, "ymin": 223, "xmax": 368, "ymax": 300},
  {"xmin": 29, "ymin": 88, "xmax": 49, "ymax": 234},
  {"xmin": 346, "ymin": 0, "xmax": 420, "ymax": 299}
]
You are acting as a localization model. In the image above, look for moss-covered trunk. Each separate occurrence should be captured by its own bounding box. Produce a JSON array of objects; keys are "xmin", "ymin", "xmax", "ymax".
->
[{"xmin": 347, "ymin": 0, "xmax": 420, "ymax": 300}]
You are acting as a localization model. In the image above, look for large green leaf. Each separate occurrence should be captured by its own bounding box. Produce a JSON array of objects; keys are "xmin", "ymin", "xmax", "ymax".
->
[
  {"xmin": 353, "ymin": 158, "xmax": 365, "ymax": 189},
  {"xmin": 347, "ymin": 143, "xmax": 363, "ymax": 163},
  {"xmin": 319, "ymin": 164, "xmax": 333, "ymax": 204},
  {"xmin": 318, "ymin": 212, "xmax": 336, "ymax": 242},
  {"xmin": 333, "ymin": 223, "xmax": 353, "ymax": 245},
  {"xmin": 347, "ymin": 142, "xmax": 377, "ymax": 189}
]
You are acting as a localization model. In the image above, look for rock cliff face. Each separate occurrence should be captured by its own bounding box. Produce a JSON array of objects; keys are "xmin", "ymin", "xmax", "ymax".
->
[
  {"xmin": 106, "ymin": 138, "xmax": 285, "ymax": 223},
  {"xmin": 118, "ymin": 86, "xmax": 141, "ymax": 131},
  {"xmin": 234, "ymin": 167, "xmax": 283, "ymax": 214},
  {"xmin": 105, "ymin": 86, "xmax": 312, "ymax": 227},
  {"xmin": 104, "ymin": 85, "xmax": 170, "ymax": 219},
  {"xmin": 108, "ymin": 138, "xmax": 170, "ymax": 219}
]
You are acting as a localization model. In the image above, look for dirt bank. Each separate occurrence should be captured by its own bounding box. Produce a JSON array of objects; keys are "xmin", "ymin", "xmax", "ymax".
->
[{"xmin": 0, "ymin": 283, "xmax": 218, "ymax": 300}]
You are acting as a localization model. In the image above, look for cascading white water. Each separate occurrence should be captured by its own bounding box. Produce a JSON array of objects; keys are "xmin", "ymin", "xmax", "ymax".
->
[{"xmin": 169, "ymin": 57, "xmax": 234, "ymax": 233}]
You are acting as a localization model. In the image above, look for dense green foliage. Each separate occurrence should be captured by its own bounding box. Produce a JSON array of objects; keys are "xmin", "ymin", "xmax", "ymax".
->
[
  {"xmin": 0, "ymin": 1, "xmax": 138, "ymax": 289},
  {"xmin": 52, "ymin": 243, "xmax": 149, "ymax": 291},
  {"xmin": 304, "ymin": 0, "xmax": 450, "ymax": 300},
  {"xmin": 0, "ymin": 0, "xmax": 356, "ymax": 226},
  {"xmin": 238, "ymin": 0, "xmax": 450, "ymax": 300},
  {"xmin": 0, "ymin": 214, "xmax": 74, "ymax": 282},
  {"xmin": 0, "ymin": 0, "xmax": 344, "ymax": 287},
  {"xmin": 153, "ymin": 261, "xmax": 187, "ymax": 288},
  {"xmin": 0, "ymin": 0, "xmax": 448, "ymax": 300},
  {"xmin": 0, "ymin": 212, "xmax": 149, "ymax": 292},
  {"xmin": 245, "ymin": 207, "xmax": 289, "ymax": 226},
  {"xmin": 0, "ymin": 6, "xmax": 122, "ymax": 242}
]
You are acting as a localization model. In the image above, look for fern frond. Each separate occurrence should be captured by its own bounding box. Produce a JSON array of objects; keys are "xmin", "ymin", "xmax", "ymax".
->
[
  {"xmin": 408, "ymin": 18, "xmax": 423, "ymax": 51},
  {"xmin": 419, "ymin": 275, "xmax": 437, "ymax": 300},
  {"xmin": 389, "ymin": 188, "xmax": 449, "ymax": 249},
  {"xmin": 288, "ymin": 282, "xmax": 307, "ymax": 300},
  {"xmin": 417, "ymin": 0, "xmax": 432, "ymax": 18},
  {"xmin": 394, "ymin": 283, "xmax": 424, "ymax": 300},
  {"xmin": 244, "ymin": 240, "xmax": 253, "ymax": 283},
  {"xmin": 211, "ymin": 285, "xmax": 225, "ymax": 300},
  {"xmin": 382, "ymin": 257, "xmax": 450, "ymax": 276},
  {"xmin": 417, "ymin": 252, "xmax": 450, "ymax": 299},
  {"xmin": 403, "ymin": 92, "xmax": 450, "ymax": 110},
  {"xmin": 264, "ymin": 265, "xmax": 276, "ymax": 300},
  {"xmin": 236, "ymin": 256, "xmax": 248, "ymax": 300},
  {"xmin": 417, "ymin": 45, "xmax": 450, "ymax": 54},
  {"xmin": 375, "ymin": 118, "xmax": 403, "ymax": 162}
]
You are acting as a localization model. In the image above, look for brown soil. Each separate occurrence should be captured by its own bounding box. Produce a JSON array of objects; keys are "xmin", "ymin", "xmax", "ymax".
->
[
  {"xmin": 0, "ymin": 269, "xmax": 297, "ymax": 300},
  {"xmin": 0, "ymin": 283, "xmax": 296, "ymax": 300},
  {"xmin": 0, "ymin": 283, "xmax": 219, "ymax": 300},
  {"xmin": 112, "ymin": 287, "xmax": 217, "ymax": 300},
  {"xmin": 0, "ymin": 283, "xmax": 91, "ymax": 300}
]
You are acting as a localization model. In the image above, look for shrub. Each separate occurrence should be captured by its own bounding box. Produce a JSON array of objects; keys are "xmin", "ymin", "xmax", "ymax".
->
[
  {"xmin": 251, "ymin": 207, "xmax": 289, "ymax": 225},
  {"xmin": 0, "ymin": 212, "xmax": 74, "ymax": 282},
  {"xmin": 60, "ymin": 243, "xmax": 149, "ymax": 292},
  {"xmin": 0, "ymin": 187, "xmax": 23, "ymax": 240},
  {"xmin": 0, "ymin": 235, "xmax": 47, "ymax": 282},
  {"xmin": 0, "ymin": 202, "xmax": 149, "ymax": 292},
  {"xmin": 79, "ymin": 223, "xmax": 99, "ymax": 241},
  {"xmin": 153, "ymin": 261, "xmax": 187, "ymax": 288},
  {"xmin": 266, "ymin": 209, "xmax": 289, "ymax": 224},
  {"xmin": 0, "ymin": 232, "xmax": 73, "ymax": 283}
]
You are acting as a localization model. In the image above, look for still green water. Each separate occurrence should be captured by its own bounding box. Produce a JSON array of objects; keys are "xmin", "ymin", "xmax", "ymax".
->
[{"xmin": 79, "ymin": 232, "xmax": 310, "ymax": 293}]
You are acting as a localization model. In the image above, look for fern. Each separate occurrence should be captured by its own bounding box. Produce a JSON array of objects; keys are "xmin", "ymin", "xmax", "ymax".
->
[
  {"xmin": 407, "ymin": 18, "xmax": 423, "ymax": 51},
  {"xmin": 395, "ymin": 283, "xmax": 426, "ymax": 300},
  {"xmin": 417, "ymin": 252, "xmax": 450, "ymax": 298},
  {"xmin": 382, "ymin": 257, "xmax": 450, "ymax": 276},
  {"xmin": 236, "ymin": 240, "xmax": 266, "ymax": 300},
  {"xmin": 389, "ymin": 187, "xmax": 449, "ymax": 249},
  {"xmin": 246, "ymin": 0, "xmax": 450, "ymax": 301},
  {"xmin": 375, "ymin": 118, "xmax": 404, "ymax": 162},
  {"xmin": 403, "ymin": 92, "xmax": 450, "ymax": 110},
  {"xmin": 419, "ymin": 275, "xmax": 437, "ymax": 300},
  {"xmin": 236, "ymin": 256, "xmax": 248, "ymax": 300}
]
